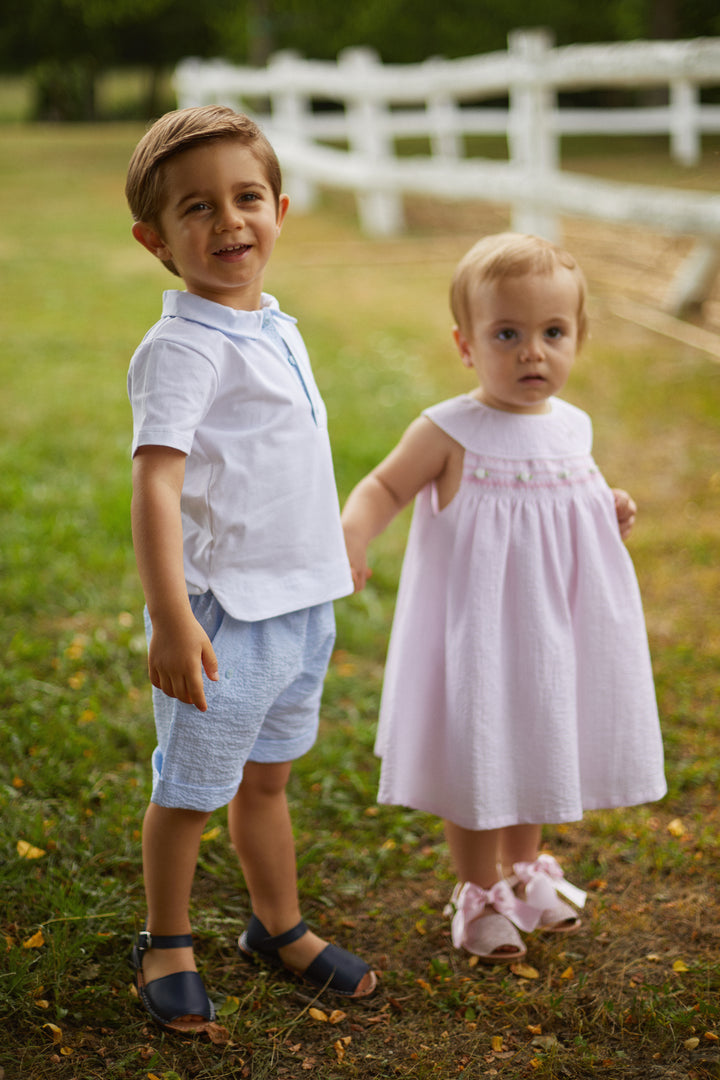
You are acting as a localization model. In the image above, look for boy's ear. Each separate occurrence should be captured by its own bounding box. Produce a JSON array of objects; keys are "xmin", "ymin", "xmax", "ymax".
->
[
  {"xmin": 453, "ymin": 326, "xmax": 474, "ymax": 369},
  {"xmin": 132, "ymin": 221, "xmax": 171, "ymax": 262},
  {"xmin": 275, "ymin": 193, "xmax": 290, "ymax": 232}
]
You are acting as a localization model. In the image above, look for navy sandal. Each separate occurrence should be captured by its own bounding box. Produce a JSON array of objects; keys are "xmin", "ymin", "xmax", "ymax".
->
[
  {"xmin": 132, "ymin": 930, "xmax": 216, "ymax": 1033},
  {"xmin": 238, "ymin": 915, "xmax": 377, "ymax": 998}
]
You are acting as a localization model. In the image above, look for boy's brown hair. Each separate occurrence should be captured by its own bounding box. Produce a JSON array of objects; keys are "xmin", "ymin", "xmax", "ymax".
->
[
  {"xmin": 125, "ymin": 104, "xmax": 282, "ymax": 230},
  {"xmin": 450, "ymin": 232, "xmax": 588, "ymax": 347}
]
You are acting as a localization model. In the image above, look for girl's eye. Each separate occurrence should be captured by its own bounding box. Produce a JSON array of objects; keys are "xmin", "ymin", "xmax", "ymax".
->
[
  {"xmin": 497, "ymin": 328, "xmax": 517, "ymax": 341},
  {"xmin": 546, "ymin": 326, "xmax": 563, "ymax": 339}
]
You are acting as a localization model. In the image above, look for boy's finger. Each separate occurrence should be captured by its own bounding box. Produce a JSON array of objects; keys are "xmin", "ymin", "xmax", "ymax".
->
[{"xmin": 203, "ymin": 643, "xmax": 220, "ymax": 681}]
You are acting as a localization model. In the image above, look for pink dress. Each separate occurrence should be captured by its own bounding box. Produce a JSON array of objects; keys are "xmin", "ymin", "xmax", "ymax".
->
[{"xmin": 375, "ymin": 395, "xmax": 666, "ymax": 830}]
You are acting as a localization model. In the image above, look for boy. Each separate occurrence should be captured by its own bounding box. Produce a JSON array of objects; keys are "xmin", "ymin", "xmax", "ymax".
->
[{"xmin": 126, "ymin": 106, "xmax": 376, "ymax": 1034}]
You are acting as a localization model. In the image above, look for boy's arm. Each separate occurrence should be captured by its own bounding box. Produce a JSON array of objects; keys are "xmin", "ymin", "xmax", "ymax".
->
[
  {"xmin": 131, "ymin": 445, "xmax": 219, "ymax": 711},
  {"xmin": 342, "ymin": 416, "xmax": 455, "ymax": 592}
]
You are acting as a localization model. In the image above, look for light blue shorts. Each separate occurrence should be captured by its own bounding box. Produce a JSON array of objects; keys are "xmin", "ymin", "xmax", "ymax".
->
[{"xmin": 145, "ymin": 593, "xmax": 336, "ymax": 812}]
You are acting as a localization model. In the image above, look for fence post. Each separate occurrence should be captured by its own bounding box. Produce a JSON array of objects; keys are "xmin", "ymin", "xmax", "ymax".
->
[
  {"xmin": 425, "ymin": 58, "xmax": 462, "ymax": 160},
  {"xmin": 340, "ymin": 46, "xmax": 405, "ymax": 236},
  {"xmin": 266, "ymin": 50, "xmax": 318, "ymax": 213},
  {"xmin": 670, "ymin": 78, "xmax": 700, "ymax": 167},
  {"xmin": 507, "ymin": 28, "xmax": 559, "ymax": 240}
]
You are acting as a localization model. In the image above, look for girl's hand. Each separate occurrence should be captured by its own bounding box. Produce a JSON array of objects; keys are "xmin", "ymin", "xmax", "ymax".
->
[
  {"xmin": 612, "ymin": 488, "xmax": 637, "ymax": 541},
  {"xmin": 343, "ymin": 527, "xmax": 373, "ymax": 593},
  {"xmin": 148, "ymin": 615, "xmax": 219, "ymax": 712}
]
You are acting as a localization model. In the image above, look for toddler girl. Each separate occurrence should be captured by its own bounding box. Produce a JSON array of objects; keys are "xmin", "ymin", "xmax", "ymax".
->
[{"xmin": 341, "ymin": 233, "xmax": 666, "ymax": 963}]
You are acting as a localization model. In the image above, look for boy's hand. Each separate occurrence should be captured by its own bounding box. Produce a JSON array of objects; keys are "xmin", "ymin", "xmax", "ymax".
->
[
  {"xmin": 612, "ymin": 488, "xmax": 637, "ymax": 541},
  {"xmin": 148, "ymin": 615, "xmax": 219, "ymax": 712}
]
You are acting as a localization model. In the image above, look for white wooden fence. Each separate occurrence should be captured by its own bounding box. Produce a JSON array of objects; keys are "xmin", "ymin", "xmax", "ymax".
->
[{"xmin": 175, "ymin": 29, "xmax": 720, "ymax": 316}]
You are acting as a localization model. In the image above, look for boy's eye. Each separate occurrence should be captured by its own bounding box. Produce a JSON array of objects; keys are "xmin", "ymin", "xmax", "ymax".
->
[
  {"xmin": 545, "ymin": 326, "xmax": 564, "ymax": 339},
  {"xmin": 497, "ymin": 328, "xmax": 517, "ymax": 341}
]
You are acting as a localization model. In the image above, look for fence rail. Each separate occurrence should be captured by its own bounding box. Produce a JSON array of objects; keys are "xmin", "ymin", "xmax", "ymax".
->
[{"xmin": 175, "ymin": 30, "xmax": 720, "ymax": 316}]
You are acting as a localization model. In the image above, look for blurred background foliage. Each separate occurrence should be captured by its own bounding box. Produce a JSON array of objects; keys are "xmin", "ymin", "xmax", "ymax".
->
[{"xmin": 0, "ymin": 0, "xmax": 719, "ymax": 122}]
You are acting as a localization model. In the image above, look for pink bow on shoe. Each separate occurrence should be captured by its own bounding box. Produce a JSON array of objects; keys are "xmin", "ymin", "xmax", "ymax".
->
[
  {"xmin": 447, "ymin": 880, "xmax": 540, "ymax": 948},
  {"xmin": 512, "ymin": 854, "xmax": 587, "ymax": 912}
]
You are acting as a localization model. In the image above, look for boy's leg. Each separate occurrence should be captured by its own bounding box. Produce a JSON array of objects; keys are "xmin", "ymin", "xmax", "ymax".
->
[
  {"xmin": 140, "ymin": 801, "xmax": 212, "ymax": 984},
  {"xmin": 229, "ymin": 760, "xmax": 375, "ymax": 993}
]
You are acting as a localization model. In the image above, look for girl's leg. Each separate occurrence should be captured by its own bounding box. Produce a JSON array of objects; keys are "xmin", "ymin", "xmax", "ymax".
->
[
  {"xmin": 140, "ymin": 801, "xmax": 212, "ymax": 984},
  {"xmin": 499, "ymin": 824, "xmax": 542, "ymax": 878},
  {"xmin": 443, "ymin": 820, "xmax": 502, "ymax": 888},
  {"xmin": 443, "ymin": 820, "xmax": 525, "ymax": 960},
  {"xmin": 229, "ymin": 760, "xmax": 375, "ymax": 994}
]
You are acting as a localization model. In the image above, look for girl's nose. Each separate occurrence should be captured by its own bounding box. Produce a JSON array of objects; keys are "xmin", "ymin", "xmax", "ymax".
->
[{"xmin": 520, "ymin": 337, "xmax": 545, "ymax": 362}]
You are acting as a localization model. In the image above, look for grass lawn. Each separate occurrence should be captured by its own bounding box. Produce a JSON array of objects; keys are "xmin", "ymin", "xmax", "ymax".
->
[{"xmin": 1, "ymin": 124, "xmax": 720, "ymax": 1080}]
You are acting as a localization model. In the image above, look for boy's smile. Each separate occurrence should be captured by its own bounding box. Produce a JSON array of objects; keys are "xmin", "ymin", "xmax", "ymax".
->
[
  {"xmin": 453, "ymin": 269, "xmax": 580, "ymax": 414},
  {"xmin": 133, "ymin": 139, "xmax": 289, "ymax": 310}
]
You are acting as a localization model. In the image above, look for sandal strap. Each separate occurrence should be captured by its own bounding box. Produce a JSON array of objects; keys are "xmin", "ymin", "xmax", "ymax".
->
[
  {"xmin": 137, "ymin": 929, "xmax": 194, "ymax": 953},
  {"xmin": 245, "ymin": 914, "xmax": 309, "ymax": 952}
]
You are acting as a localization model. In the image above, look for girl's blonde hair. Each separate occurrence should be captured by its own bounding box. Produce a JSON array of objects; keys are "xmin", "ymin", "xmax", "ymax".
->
[{"xmin": 450, "ymin": 233, "xmax": 588, "ymax": 347}]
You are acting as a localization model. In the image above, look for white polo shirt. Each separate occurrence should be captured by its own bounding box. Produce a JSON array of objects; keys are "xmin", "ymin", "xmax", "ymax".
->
[{"xmin": 128, "ymin": 290, "xmax": 353, "ymax": 621}]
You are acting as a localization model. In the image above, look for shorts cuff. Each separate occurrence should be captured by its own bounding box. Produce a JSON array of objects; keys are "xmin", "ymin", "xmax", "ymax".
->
[
  {"xmin": 151, "ymin": 768, "xmax": 239, "ymax": 813},
  {"xmin": 249, "ymin": 723, "xmax": 319, "ymax": 764}
]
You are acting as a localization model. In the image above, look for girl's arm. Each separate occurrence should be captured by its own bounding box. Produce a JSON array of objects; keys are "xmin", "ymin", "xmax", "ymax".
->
[
  {"xmin": 612, "ymin": 488, "xmax": 637, "ymax": 541},
  {"xmin": 342, "ymin": 416, "xmax": 457, "ymax": 591},
  {"xmin": 131, "ymin": 445, "xmax": 219, "ymax": 711}
]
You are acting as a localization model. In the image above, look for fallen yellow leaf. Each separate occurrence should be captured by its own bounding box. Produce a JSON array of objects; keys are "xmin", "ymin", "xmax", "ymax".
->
[
  {"xmin": 704, "ymin": 1032, "xmax": 719, "ymax": 1042},
  {"xmin": 673, "ymin": 959, "xmax": 689, "ymax": 973},
  {"xmin": 510, "ymin": 962, "xmax": 540, "ymax": 979},
  {"xmin": 415, "ymin": 920, "xmax": 426, "ymax": 935},
  {"xmin": 684, "ymin": 1037, "xmax": 700, "ymax": 1050},
  {"xmin": 42, "ymin": 1022, "xmax": 62, "ymax": 1044},
  {"xmin": 667, "ymin": 818, "xmax": 686, "ymax": 837},
  {"xmin": 60, "ymin": 1047, "xmax": 73, "ymax": 1057},
  {"xmin": 416, "ymin": 978, "xmax": 434, "ymax": 994},
  {"xmin": 334, "ymin": 1036, "xmax": 351, "ymax": 1062},
  {"xmin": 23, "ymin": 930, "xmax": 45, "ymax": 950},
  {"xmin": 491, "ymin": 1035, "xmax": 504, "ymax": 1052},
  {"xmin": 328, "ymin": 1009, "xmax": 347, "ymax": 1024},
  {"xmin": 309, "ymin": 1007, "xmax": 328, "ymax": 1022},
  {"xmin": 201, "ymin": 826, "xmax": 221, "ymax": 842},
  {"xmin": 527, "ymin": 1024, "xmax": 542, "ymax": 1036},
  {"xmin": 560, "ymin": 966, "xmax": 574, "ymax": 980},
  {"xmin": 17, "ymin": 840, "xmax": 46, "ymax": 860}
]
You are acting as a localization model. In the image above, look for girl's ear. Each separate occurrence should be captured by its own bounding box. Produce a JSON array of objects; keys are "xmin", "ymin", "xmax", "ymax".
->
[
  {"xmin": 132, "ymin": 221, "xmax": 171, "ymax": 262},
  {"xmin": 452, "ymin": 326, "xmax": 474, "ymax": 369}
]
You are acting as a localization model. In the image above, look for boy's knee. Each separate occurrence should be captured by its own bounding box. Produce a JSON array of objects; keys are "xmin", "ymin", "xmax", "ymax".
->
[{"xmin": 238, "ymin": 760, "xmax": 292, "ymax": 801}]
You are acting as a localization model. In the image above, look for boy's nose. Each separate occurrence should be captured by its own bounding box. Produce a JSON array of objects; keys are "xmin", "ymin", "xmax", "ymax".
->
[{"xmin": 216, "ymin": 202, "xmax": 245, "ymax": 230}]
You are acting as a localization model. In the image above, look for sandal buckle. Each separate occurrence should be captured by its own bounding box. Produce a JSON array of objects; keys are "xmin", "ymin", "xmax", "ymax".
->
[{"xmin": 138, "ymin": 930, "xmax": 152, "ymax": 951}]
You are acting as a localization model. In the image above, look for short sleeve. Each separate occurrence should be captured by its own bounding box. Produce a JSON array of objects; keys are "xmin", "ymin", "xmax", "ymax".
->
[{"xmin": 128, "ymin": 334, "xmax": 218, "ymax": 457}]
